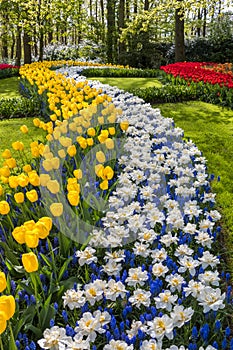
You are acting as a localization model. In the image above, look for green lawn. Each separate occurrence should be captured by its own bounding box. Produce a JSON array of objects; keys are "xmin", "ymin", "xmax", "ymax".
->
[
  {"xmin": 0, "ymin": 118, "xmax": 46, "ymax": 167},
  {"xmin": 89, "ymin": 77, "xmax": 162, "ymax": 90},
  {"xmin": 0, "ymin": 77, "xmax": 21, "ymax": 98}
]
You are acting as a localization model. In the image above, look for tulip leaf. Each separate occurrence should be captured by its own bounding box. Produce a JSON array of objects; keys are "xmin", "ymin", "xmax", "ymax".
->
[{"xmin": 58, "ymin": 256, "xmax": 72, "ymax": 282}]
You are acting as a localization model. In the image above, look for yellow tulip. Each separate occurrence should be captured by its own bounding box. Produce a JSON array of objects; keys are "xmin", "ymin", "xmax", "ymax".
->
[
  {"xmin": 87, "ymin": 127, "xmax": 96, "ymax": 137},
  {"xmin": 0, "ymin": 272, "xmax": 7, "ymax": 293},
  {"xmin": 0, "ymin": 201, "xmax": 10, "ymax": 215},
  {"xmin": 73, "ymin": 169, "xmax": 82, "ymax": 180},
  {"xmin": 0, "ymin": 185, "xmax": 3, "ymax": 196},
  {"xmin": 12, "ymin": 226, "xmax": 26, "ymax": 244},
  {"xmin": 103, "ymin": 166, "xmax": 114, "ymax": 180},
  {"xmin": 86, "ymin": 138, "xmax": 94, "ymax": 146},
  {"xmin": 100, "ymin": 180, "xmax": 108, "ymax": 190},
  {"xmin": 22, "ymin": 252, "xmax": 38, "ymax": 273},
  {"xmin": 23, "ymin": 220, "xmax": 36, "ymax": 230},
  {"xmin": 26, "ymin": 190, "xmax": 38, "ymax": 203},
  {"xmin": 95, "ymin": 164, "xmax": 104, "ymax": 177},
  {"xmin": 1, "ymin": 149, "xmax": 11, "ymax": 159},
  {"xmin": 108, "ymin": 127, "xmax": 116, "ymax": 135},
  {"xmin": 28, "ymin": 171, "xmax": 40, "ymax": 186},
  {"xmin": 39, "ymin": 174, "xmax": 51, "ymax": 186},
  {"xmin": 0, "ymin": 311, "xmax": 7, "ymax": 334},
  {"xmin": 38, "ymin": 217, "xmax": 53, "ymax": 231},
  {"xmin": 67, "ymin": 191, "xmax": 80, "ymax": 206},
  {"xmin": 96, "ymin": 151, "xmax": 106, "ymax": 163},
  {"xmin": 67, "ymin": 145, "xmax": 77, "ymax": 157},
  {"xmin": 46, "ymin": 180, "xmax": 60, "ymax": 194},
  {"xmin": 23, "ymin": 164, "xmax": 32, "ymax": 173},
  {"xmin": 4, "ymin": 157, "xmax": 16, "ymax": 169},
  {"xmin": 12, "ymin": 141, "xmax": 24, "ymax": 151},
  {"xmin": 105, "ymin": 138, "xmax": 114, "ymax": 149},
  {"xmin": 25, "ymin": 230, "xmax": 39, "ymax": 248},
  {"xmin": 20, "ymin": 124, "xmax": 28, "ymax": 134},
  {"xmin": 120, "ymin": 120, "xmax": 129, "ymax": 131},
  {"xmin": 50, "ymin": 203, "xmax": 63, "ymax": 217},
  {"xmin": 0, "ymin": 295, "xmax": 15, "ymax": 320},
  {"xmin": 17, "ymin": 174, "xmax": 29, "ymax": 187},
  {"xmin": 0, "ymin": 166, "xmax": 10, "ymax": 178},
  {"xmin": 14, "ymin": 192, "xmax": 25, "ymax": 204}
]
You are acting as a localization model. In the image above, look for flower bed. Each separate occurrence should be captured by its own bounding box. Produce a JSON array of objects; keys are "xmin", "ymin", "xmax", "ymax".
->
[{"xmin": 0, "ymin": 61, "xmax": 232, "ymax": 349}]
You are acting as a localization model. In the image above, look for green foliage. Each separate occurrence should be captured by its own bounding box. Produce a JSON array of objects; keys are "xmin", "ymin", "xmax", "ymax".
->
[
  {"xmin": 0, "ymin": 68, "xmax": 19, "ymax": 79},
  {"xmin": 0, "ymin": 97, "xmax": 40, "ymax": 120},
  {"xmin": 84, "ymin": 67, "xmax": 165, "ymax": 78}
]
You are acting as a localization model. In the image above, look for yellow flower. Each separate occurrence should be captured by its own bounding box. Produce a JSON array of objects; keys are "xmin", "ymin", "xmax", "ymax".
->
[
  {"xmin": 33, "ymin": 118, "xmax": 41, "ymax": 127},
  {"xmin": 50, "ymin": 203, "xmax": 63, "ymax": 217},
  {"xmin": 100, "ymin": 180, "xmax": 108, "ymax": 190},
  {"xmin": 87, "ymin": 127, "xmax": 96, "ymax": 137},
  {"xmin": 0, "ymin": 201, "xmax": 10, "ymax": 215},
  {"xmin": 120, "ymin": 120, "xmax": 129, "ymax": 131},
  {"xmin": 0, "ymin": 295, "xmax": 15, "ymax": 320},
  {"xmin": 67, "ymin": 191, "xmax": 80, "ymax": 206},
  {"xmin": 23, "ymin": 220, "xmax": 36, "ymax": 230},
  {"xmin": 26, "ymin": 189, "xmax": 38, "ymax": 203},
  {"xmin": 46, "ymin": 180, "xmax": 60, "ymax": 194},
  {"xmin": 38, "ymin": 217, "xmax": 53, "ymax": 232},
  {"xmin": 105, "ymin": 138, "xmax": 114, "ymax": 149},
  {"xmin": 39, "ymin": 174, "xmax": 51, "ymax": 186},
  {"xmin": 22, "ymin": 252, "xmax": 38, "ymax": 273},
  {"xmin": 58, "ymin": 149, "xmax": 66, "ymax": 158},
  {"xmin": 20, "ymin": 124, "xmax": 28, "ymax": 134},
  {"xmin": 96, "ymin": 151, "xmax": 106, "ymax": 163},
  {"xmin": 0, "ymin": 311, "xmax": 7, "ymax": 334},
  {"xmin": 0, "ymin": 185, "xmax": 3, "ymax": 196},
  {"xmin": 51, "ymin": 157, "xmax": 60, "ymax": 169},
  {"xmin": 25, "ymin": 230, "xmax": 39, "ymax": 248},
  {"xmin": 108, "ymin": 127, "xmax": 116, "ymax": 135},
  {"xmin": 95, "ymin": 164, "xmax": 104, "ymax": 177},
  {"xmin": 1, "ymin": 149, "xmax": 11, "ymax": 159},
  {"xmin": 0, "ymin": 166, "xmax": 10, "ymax": 178},
  {"xmin": 67, "ymin": 145, "xmax": 77, "ymax": 157},
  {"xmin": 12, "ymin": 226, "xmax": 26, "ymax": 244},
  {"xmin": 23, "ymin": 164, "xmax": 32, "ymax": 173},
  {"xmin": 103, "ymin": 166, "xmax": 114, "ymax": 180},
  {"xmin": 12, "ymin": 141, "xmax": 24, "ymax": 151},
  {"xmin": 28, "ymin": 171, "xmax": 40, "ymax": 186},
  {"xmin": 17, "ymin": 174, "xmax": 29, "ymax": 187},
  {"xmin": 67, "ymin": 178, "xmax": 80, "ymax": 192},
  {"xmin": 59, "ymin": 136, "xmax": 72, "ymax": 148},
  {"xmin": 4, "ymin": 157, "xmax": 16, "ymax": 169},
  {"xmin": 73, "ymin": 169, "xmax": 82, "ymax": 180},
  {"xmin": 87, "ymin": 138, "xmax": 94, "ymax": 146},
  {"xmin": 14, "ymin": 192, "xmax": 24, "ymax": 204},
  {"xmin": 0, "ymin": 272, "xmax": 7, "ymax": 293}
]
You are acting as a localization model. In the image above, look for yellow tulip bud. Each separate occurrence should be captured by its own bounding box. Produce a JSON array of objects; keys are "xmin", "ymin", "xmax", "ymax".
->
[
  {"xmin": 67, "ymin": 145, "xmax": 77, "ymax": 157},
  {"xmin": 0, "ymin": 166, "xmax": 10, "ymax": 178},
  {"xmin": 39, "ymin": 174, "xmax": 51, "ymax": 186},
  {"xmin": 38, "ymin": 217, "xmax": 53, "ymax": 232},
  {"xmin": 20, "ymin": 124, "xmax": 28, "ymax": 134},
  {"xmin": 103, "ymin": 166, "xmax": 114, "ymax": 180},
  {"xmin": 1, "ymin": 149, "xmax": 11, "ymax": 159},
  {"xmin": 0, "ymin": 295, "xmax": 15, "ymax": 320},
  {"xmin": 25, "ymin": 230, "xmax": 39, "ymax": 248},
  {"xmin": 73, "ymin": 169, "xmax": 82, "ymax": 180},
  {"xmin": 100, "ymin": 180, "xmax": 108, "ymax": 190},
  {"xmin": 14, "ymin": 192, "xmax": 24, "ymax": 204},
  {"xmin": 23, "ymin": 164, "xmax": 32, "ymax": 173},
  {"xmin": 50, "ymin": 203, "xmax": 63, "ymax": 217},
  {"xmin": 86, "ymin": 138, "xmax": 94, "ymax": 146},
  {"xmin": 0, "ymin": 272, "xmax": 7, "ymax": 293},
  {"xmin": 105, "ymin": 138, "xmax": 114, "ymax": 149},
  {"xmin": 28, "ymin": 171, "xmax": 40, "ymax": 186},
  {"xmin": 4, "ymin": 157, "xmax": 16, "ymax": 169},
  {"xmin": 0, "ymin": 201, "xmax": 10, "ymax": 215},
  {"xmin": 96, "ymin": 151, "xmax": 106, "ymax": 163},
  {"xmin": 47, "ymin": 180, "xmax": 60, "ymax": 194},
  {"xmin": 95, "ymin": 164, "xmax": 104, "ymax": 177},
  {"xmin": 12, "ymin": 141, "xmax": 24, "ymax": 151},
  {"xmin": 26, "ymin": 189, "xmax": 38, "ymax": 203},
  {"xmin": 67, "ymin": 191, "xmax": 80, "ymax": 206},
  {"xmin": 87, "ymin": 127, "xmax": 96, "ymax": 137},
  {"xmin": 120, "ymin": 120, "xmax": 129, "ymax": 131},
  {"xmin": 12, "ymin": 226, "xmax": 26, "ymax": 244},
  {"xmin": 108, "ymin": 127, "xmax": 116, "ymax": 135},
  {"xmin": 0, "ymin": 311, "xmax": 7, "ymax": 334},
  {"xmin": 8, "ymin": 176, "xmax": 18, "ymax": 189},
  {"xmin": 17, "ymin": 174, "xmax": 29, "ymax": 187},
  {"xmin": 22, "ymin": 252, "xmax": 39, "ymax": 273}
]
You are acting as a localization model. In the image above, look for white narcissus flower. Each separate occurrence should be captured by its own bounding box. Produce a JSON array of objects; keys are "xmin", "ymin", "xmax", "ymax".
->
[
  {"xmin": 128, "ymin": 288, "xmax": 151, "ymax": 308},
  {"xmin": 165, "ymin": 273, "xmax": 185, "ymax": 292},
  {"xmin": 178, "ymin": 256, "xmax": 200, "ymax": 277},
  {"xmin": 105, "ymin": 279, "xmax": 127, "ymax": 301},
  {"xmin": 84, "ymin": 281, "xmax": 104, "ymax": 305},
  {"xmin": 125, "ymin": 267, "xmax": 148, "ymax": 287},
  {"xmin": 197, "ymin": 287, "xmax": 225, "ymax": 313},
  {"xmin": 140, "ymin": 339, "xmax": 162, "ymax": 349},
  {"xmin": 75, "ymin": 311, "xmax": 105, "ymax": 342},
  {"xmin": 183, "ymin": 280, "xmax": 205, "ymax": 298},
  {"xmin": 62, "ymin": 288, "xmax": 86, "ymax": 309},
  {"xmin": 103, "ymin": 340, "xmax": 133, "ymax": 350},
  {"xmin": 198, "ymin": 251, "xmax": 219, "ymax": 269},
  {"xmin": 75, "ymin": 247, "xmax": 97, "ymax": 266},
  {"xmin": 147, "ymin": 315, "xmax": 174, "ymax": 340},
  {"xmin": 37, "ymin": 326, "xmax": 71, "ymax": 349},
  {"xmin": 154, "ymin": 290, "xmax": 178, "ymax": 311},
  {"xmin": 64, "ymin": 333, "xmax": 90, "ymax": 350},
  {"xmin": 170, "ymin": 305, "xmax": 194, "ymax": 328},
  {"xmin": 152, "ymin": 262, "xmax": 169, "ymax": 278}
]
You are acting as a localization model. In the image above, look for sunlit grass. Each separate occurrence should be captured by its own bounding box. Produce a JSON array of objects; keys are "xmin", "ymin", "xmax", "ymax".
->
[{"xmin": 88, "ymin": 77, "xmax": 162, "ymax": 90}]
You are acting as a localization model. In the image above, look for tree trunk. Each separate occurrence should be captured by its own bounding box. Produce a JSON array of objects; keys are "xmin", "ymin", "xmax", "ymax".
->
[
  {"xmin": 11, "ymin": 31, "xmax": 15, "ymax": 60},
  {"xmin": 203, "ymin": 7, "xmax": 207, "ymax": 37},
  {"xmin": 15, "ymin": 26, "xmax": 21, "ymax": 66},
  {"xmin": 134, "ymin": 0, "xmax": 137, "ymax": 14},
  {"xmin": 39, "ymin": 30, "xmax": 44, "ymax": 61},
  {"xmin": 23, "ymin": 31, "xmax": 32, "ymax": 64},
  {"xmin": 118, "ymin": 0, "xmax": 125, "ymax": 60},
  {"xmin": 175, "ymin": 4, "xmax": 185, "ymax": 62},
  {"xmin": 107, "ymin": 0, "xmax": 116, "ymax": 63}
]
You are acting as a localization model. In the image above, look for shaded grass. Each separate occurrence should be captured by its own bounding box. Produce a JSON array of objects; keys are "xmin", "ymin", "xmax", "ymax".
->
[
  {"xmin": 0, "ymin": 118, "xmax": 46, "ymax": 167},
  {"xmin": 155, "ymin": 101, "xmax": 233, "ymax": 270},
  {"xmin": 88, "ymin": 77, "xmax": 162, "ymax": 90},
  {"xmin": 0, "ymin": 77, "xmax": 21, "ymax": 98}
]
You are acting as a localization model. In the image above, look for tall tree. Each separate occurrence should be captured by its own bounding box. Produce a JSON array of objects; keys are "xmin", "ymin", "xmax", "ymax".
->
[{"xmin": 175, "ymin": 1, "xmax": 185, "ymax": 61}]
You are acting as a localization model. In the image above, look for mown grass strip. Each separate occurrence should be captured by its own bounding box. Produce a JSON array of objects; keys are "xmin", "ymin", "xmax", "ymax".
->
[
  {"xmin": 0, "ymin": 77, "xmax": 21, "ymax": 98},
  {"xmin": 89, "ymin": 77, "xmax": 162, "ymax": 90}
]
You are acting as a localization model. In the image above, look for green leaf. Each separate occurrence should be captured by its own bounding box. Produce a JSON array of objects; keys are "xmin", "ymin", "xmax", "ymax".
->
[{"xmin": 58, "ymin": 257, "xmax": 72, "ymax": 282}]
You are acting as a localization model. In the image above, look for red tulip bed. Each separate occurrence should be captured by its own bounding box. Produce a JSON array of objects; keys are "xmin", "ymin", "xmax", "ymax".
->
[
  {"xmin": 0, "ymin": 63, "xmax": 19, "ymax": 79},
  {"xmin": 160, "ymin": 62, "xmax": 233, "ymax": 108}
]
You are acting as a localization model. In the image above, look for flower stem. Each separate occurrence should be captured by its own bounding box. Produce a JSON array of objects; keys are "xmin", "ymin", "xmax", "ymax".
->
[
  {"xmin": 0, "ymin": 336, "xmax": 4, "ymax": 350},
  {"xmin": 9, "ymin": 322, "xmax": 17, "ymax": 350}
]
